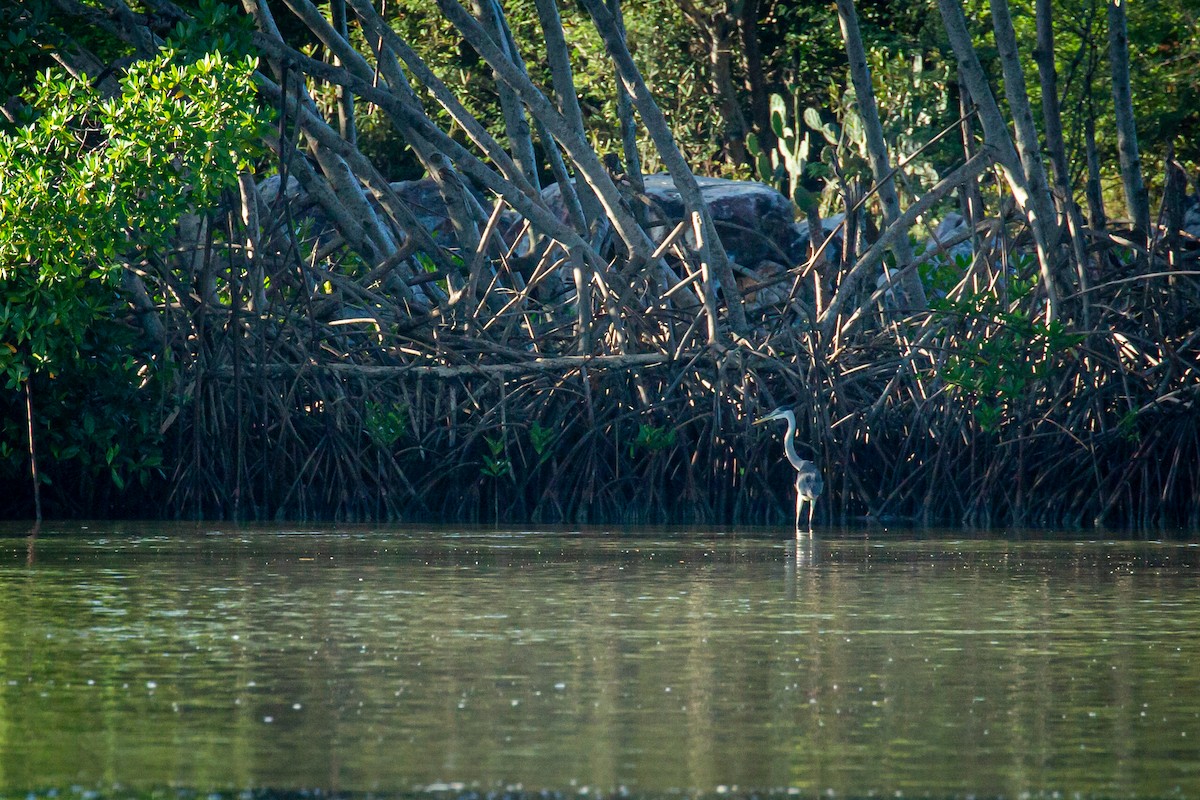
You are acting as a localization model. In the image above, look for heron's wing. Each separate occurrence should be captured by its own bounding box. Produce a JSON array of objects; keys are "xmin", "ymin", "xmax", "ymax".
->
[{"xmin": 796, "ymin": 464, "xmax": 824, "ymax": 499}]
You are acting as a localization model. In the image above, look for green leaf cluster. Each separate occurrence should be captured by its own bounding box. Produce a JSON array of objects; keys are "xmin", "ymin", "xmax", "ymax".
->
[
  {"xmin": 629, "ymin": 424, "xmax": 677, "ymax": 458},
  {"xmin": 0, "ymin": 43, "xmax": 267, "ymax": 501},
  {"xmin": 365, "ymin": 401, "xmax": 409, "ymax": 448},
  {"xmin": 747, "ymin": 89, "xmax": 819, "ymax": 210},
  {"xmin": 934, "ymin": 270, "xmax": 1084, "ymax": 432},
  {"xmin": 529, "ymin": 420, "xmax": 554, "ymax": 464},
  {"xmin": 481, "ymin": 434, "xmax": 512, "ymax": 479},
  {"xmin": 0, "ymin": 47, "xmax": 264, "ymax": 372}
]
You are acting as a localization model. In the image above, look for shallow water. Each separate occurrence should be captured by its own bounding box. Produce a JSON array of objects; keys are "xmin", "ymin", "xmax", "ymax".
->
[{"xmin": 2, "ymin": 523, "xmax": 1199, "ymax": 797}]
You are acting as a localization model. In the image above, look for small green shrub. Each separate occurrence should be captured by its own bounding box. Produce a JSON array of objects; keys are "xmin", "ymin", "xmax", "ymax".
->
[{"xmin": 0, "ymin": 42, "xmax": 265, "ymax": 513}]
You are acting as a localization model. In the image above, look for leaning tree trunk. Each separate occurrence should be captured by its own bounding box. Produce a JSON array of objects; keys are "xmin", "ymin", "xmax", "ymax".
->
[
  {"xmin": 738, "ymin": 0, "xmax": 771, "ymax": 155},
  {"xmin": 582, "ymin": 0, "xmax": 749, "ymax": 336},
  {"xmin": 246, "ymin": 0, "xmax": 403, "ymax": 275},
  {"xmin": 989, "ymin": 0, "xmax": 1065, "ymax": 301},
  {"xmin": 330, "ymin": 0, "xmax": 356, "ymax": 145},
  {"xmin": 835, "ymin": 0, "xmax": 927, "ymax": 313},
  {"xmin": 474, "ymin": 0, "xmax": 540, "ymax": 191},
  {"xmin": 1107, "ymin": 0, "xmax": 1150, "ymax": 243},
  {"xmin": 534, "ymin": 0, "xmax": 602, "ymax": 231},
  {"xmin": 1034, "ymin": 0, "xmax": 1091, "ymax": 323},
  {"xmin": 938, "ymin": 0, "xmax": 1060, "ymax": 321},
  {"xmin": 608, "ymin": 0, "xmax": 648, "ymax": 228},
  {"xmin": 434, "ymin": 0, "xmax": 654, "ymax": 264}
]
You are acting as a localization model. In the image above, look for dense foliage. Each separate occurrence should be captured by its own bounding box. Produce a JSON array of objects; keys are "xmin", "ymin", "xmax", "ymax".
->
[
  {"xmin": 0, "ymin": 37, "xmax": 264, "ymax": 515},
  {"xmin": 0, "ymin": 0, "xmax": 1197, "ymax": 526}
]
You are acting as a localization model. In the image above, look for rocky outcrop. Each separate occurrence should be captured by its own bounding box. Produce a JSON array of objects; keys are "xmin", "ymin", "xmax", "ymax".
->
[
  {"xmin": 640, "ymin": 175, "xmax": 799, "ymax": 268},
  {"xmin": 1184, "ymin": 195, "xmax": 1200, "ymax": 239},
  {"xmin": 919, "ymin": 212, "xmax": 974, "ymax": 268},
  {"xmin": 260, "ymin": 172, "xmax": 819, "ymax": 268},
  {"xmin": 257, "ymin": 172, "xmax": 865, "ymax": 313},
  {"xmin": 535, "ymin": 175, "xmax": 829, "ymax": 311},
  {"xmin": 257, "ymin": 174, "xmax": 482, "ymax": 253}
]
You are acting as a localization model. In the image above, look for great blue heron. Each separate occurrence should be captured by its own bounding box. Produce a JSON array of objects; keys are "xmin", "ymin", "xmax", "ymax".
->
[{"xmin": 755, "ymin": 406, "xmax": 824, "ymax": 533}]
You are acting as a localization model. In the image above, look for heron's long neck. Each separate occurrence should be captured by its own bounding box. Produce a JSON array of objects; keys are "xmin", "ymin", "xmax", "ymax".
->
[{"xmin": 782, "ymin": 416, "xmax": 806, "ymax": 470}]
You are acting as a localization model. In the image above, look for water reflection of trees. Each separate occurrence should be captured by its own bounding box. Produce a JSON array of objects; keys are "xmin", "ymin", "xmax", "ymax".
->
[{"xmin": 1, "ymin": 538, "xmax": 1199, "ymax": 793}]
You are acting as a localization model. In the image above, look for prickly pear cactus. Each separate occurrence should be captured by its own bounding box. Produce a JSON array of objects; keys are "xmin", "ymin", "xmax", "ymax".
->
[{"xmin": 746, "ymin": 88, "xmax": 832, "ymax": 213}]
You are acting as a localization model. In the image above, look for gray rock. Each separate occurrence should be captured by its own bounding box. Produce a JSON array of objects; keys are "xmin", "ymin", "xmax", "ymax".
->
[
  {"xmin": 1183, "ymin": 195, "xmax": 1200, "ymax": 239},
  {"xmin": 259, "ymin": 172, "xmax": 824, "ymax": 312},
  {"xmin": 639, "ymin": 174, "xmax": 799, "ymax": 268},
  {"xmin": 917, "ymin": 212, "xmax": 974, "ymax": 268},
  {"xmin": 529, "ymin": 174, "xmax": 806, "ymax": 271},
  {"xmin": 790, "ymin": 213, "xmax": 845, "ymax": 268},
  {"xmin": 257, "ymin": 175, "xmax": 487, "ymax": 251}
]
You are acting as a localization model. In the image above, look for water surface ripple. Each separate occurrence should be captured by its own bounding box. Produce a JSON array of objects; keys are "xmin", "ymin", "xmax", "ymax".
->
[{"xmin": 2, "ymin": 525, "xmax": 1198, "ymax": 798}]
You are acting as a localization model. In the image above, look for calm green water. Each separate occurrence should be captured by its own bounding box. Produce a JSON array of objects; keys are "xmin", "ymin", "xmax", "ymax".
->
[{"xmin": 2, "ymin": 524, "xmax": 1200, "ymax": 798}]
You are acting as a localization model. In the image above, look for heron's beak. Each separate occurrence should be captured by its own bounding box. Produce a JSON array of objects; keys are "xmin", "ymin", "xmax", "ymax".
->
[{"xmin": 752, "ymin": 417, "xmax": 769, "ymax": 426}]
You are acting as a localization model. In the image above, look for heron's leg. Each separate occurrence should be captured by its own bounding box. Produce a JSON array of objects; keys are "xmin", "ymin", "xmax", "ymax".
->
[
  {"xmin": 794, "ymin": 491, "xmax": 804, "ymax": 534},
  {"xmin": 808, "ymin": 498, "xmax": 816, "ymax": 531}
]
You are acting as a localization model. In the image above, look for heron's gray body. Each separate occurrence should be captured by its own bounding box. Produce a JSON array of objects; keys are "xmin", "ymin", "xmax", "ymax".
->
[
  {"xmin": 795, "ymin": 466, "xmax": 824, "ymax": 505},
  {"xmin": 756, "ymin": 407, "xmax": 824, "ymax": 534}
]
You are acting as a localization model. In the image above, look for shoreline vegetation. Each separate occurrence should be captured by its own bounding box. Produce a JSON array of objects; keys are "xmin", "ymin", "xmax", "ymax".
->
[{"xmin": 1, "ymin": 0, "xmax": 1197, "ymax": 527}]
